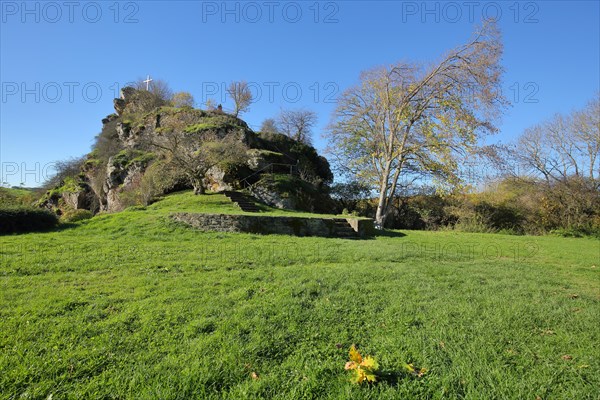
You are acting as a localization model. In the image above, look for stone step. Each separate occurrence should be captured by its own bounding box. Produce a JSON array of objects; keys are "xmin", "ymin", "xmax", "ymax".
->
[
  {"xmin": 223, "ymin": 191, "xmax": 261, "ymax": 213},
  {"xmin": 332, "ymin": 219, "xmax": 358, "ymax": 237}
]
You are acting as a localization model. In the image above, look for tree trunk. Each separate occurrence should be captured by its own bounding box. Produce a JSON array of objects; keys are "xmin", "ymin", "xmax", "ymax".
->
[
  {"xmin": 192, "ymin": 180, "xmax": 205, "ymax": 195},
  {"xmin": 375, "ymin": 162, "xmax": 392, "ymax": 228}
]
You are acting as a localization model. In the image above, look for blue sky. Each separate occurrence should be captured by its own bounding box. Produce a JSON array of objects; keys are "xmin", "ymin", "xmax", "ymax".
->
[{"xmin": 1, "ymin": 0, "xmax": 598, "ymax": 187}]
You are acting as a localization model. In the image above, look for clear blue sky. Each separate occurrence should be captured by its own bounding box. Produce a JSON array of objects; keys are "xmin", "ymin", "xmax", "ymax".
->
[{"xmin": 1, "ymin": 0, "xmax": 598, "ymax": 186}]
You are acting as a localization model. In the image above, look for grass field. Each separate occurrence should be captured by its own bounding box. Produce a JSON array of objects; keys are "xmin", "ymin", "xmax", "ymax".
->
[{"xmin": 1, "ymin": 191, "xmax": 599, "ymax": 399}]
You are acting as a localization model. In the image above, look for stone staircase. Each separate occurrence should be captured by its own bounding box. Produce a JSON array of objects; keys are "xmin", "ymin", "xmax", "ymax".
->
[
  {"xmin": 332, "ymin": 218, "xmax": 358, "ymax": 238},
  {"xmin": 223, "ymin": 191, "xmax": 261, "ymax": 212}
]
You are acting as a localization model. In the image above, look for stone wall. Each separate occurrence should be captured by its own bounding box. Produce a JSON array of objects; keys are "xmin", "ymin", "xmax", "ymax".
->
[
  {"xmin": 171, "ymin": 213, "xmax": 374, "ymax": 238},
  {"xmin": 346, "ymin": 218, "xmax": 377, "ymax": 237}
]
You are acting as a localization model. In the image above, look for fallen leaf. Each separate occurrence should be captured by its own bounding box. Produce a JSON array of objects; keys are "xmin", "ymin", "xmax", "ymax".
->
[
  {"xmin": 348, "ymin": 344, "xmax": 363, "ymax": 364},
  {"xmin": 361, "ymin": 355, "xmax": 378, "ymax": 370},
  {"xmin": 569, "ymin": 294, "xmax": 579, "ymax": 299},
  {"xmin": 561, "ymin": 355, "xmax": 573, "ymax": 361},
  {"xmin": 251, "ymin": 372, "xmax": 259, "ymax": 380}
]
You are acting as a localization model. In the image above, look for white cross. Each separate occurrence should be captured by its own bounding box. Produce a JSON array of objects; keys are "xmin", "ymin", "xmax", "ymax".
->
[{"xmin": 143, "ymin": 75, "xmax": 153, "ymax": 90}]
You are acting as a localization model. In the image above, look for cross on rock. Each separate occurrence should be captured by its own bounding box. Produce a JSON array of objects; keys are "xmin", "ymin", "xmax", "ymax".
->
[{"xmin": 143, "ymin": 75, "xmax": 153, "ymax": 91}]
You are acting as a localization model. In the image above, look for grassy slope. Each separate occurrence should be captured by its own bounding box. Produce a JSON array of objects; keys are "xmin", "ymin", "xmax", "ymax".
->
[
  {"xmin": 150, "ymin": 190, "xmax": 359, "ymax": 219},
  {"xmin": 0, "ymin": 188, "xmax": 40, "ymax": 207},
  {"xmin": 0, "ymin": 192, "xmax": 598, "ymax": 399}
]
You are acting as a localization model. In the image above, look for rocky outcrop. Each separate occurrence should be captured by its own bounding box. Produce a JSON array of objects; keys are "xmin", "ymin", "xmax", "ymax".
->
[
  {"xmin": 102, "ymin": 156, "xmax": 146, "ymax": 212},
  {"xmin": 204, "ymin": 166, "xmax": 234, "ymax": 192},
  {"xmin": 62, "ymin": 190, "xmax": 88, "ymax": 210},
  {"xmin": 43, "ymin": 87, "xmax": 336, "ymax": 215},
  {"xmin": 250, "ymin": 184, "xmax": 296, "ymax": 210},
  {"xmin": 113, "ymin": 87, "xmax": 137, "ymax": 116}
]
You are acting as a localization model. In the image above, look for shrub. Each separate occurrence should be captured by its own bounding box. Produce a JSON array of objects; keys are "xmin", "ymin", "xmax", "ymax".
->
[
  {"xmin": 61, "ymin": 209, "xmax": 93, "ymax": 223},
  {"xmin": 139, "ymin": 161, "xmax": 186, "ymax": 205},
  {"xmin": 0, "ymin": 206, "xmax": 59, "ymax": 234}
]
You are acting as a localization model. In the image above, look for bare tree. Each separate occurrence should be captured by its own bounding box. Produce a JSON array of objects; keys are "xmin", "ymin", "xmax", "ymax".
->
[
  {"xmin": 260, "ymin": 118, "xmax": 280, "ymax": 134},
  {"xmin": 327, "ymin": 21, "xmax": 508, "ymax": 227},
  {"xmin": 512, "ymin": 94, "xmax": 600, "ymax": 187},
  {"xmin": 571, "ymin": 95, "xmax": 600, "ymax": 184},
  {"xmin": 133, "ymin": 78, "xmax": 173, "ymax": 102},
  {"xmin": 119, "ymin": 78, "xmax": 173, "ymax": 116},
  {"xmin": 43, "ymin": 157, "xmax": 86, "ymax": 190},
  {"xmin": 277, "ymin": 109, "xmax": 318, "ymax": 144},
  {"xmin": 150, "ymin": 121, "xmax": 248, "ymax": 194},
  {"xmin": 227, "ymin": 81, "xmax": 253, "ymax": 117}
]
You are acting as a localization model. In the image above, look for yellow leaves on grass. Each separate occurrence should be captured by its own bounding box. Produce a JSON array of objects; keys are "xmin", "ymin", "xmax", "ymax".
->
[
  {"xmin": 345, "ymin": 345, "xmax": 379, "ymax": 384},
  {"xmin": 344, "ymin": 344, "xmax": 428, "ymax": 385},
  {"xmin": 404, "ymin": 363, "xmax": 428, "ymax": 377}
]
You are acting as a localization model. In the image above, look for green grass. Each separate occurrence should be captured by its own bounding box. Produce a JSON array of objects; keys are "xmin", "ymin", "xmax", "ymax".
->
[{"xmin": 1, "ymin": 191, "xmax": 598, "ymax": 399}]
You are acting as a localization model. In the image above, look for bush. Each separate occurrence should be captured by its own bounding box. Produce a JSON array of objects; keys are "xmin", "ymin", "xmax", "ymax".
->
[
  {"xmin": 61, "ymin": 209, "xmax": 93, "ymax": 223},
  {"xmin": 0, "ymin": 206, "xmax": 59, "ymax": 234}
]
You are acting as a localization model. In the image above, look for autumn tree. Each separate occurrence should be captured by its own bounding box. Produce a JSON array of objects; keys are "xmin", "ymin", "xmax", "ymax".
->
[
  {"xmin": 277, "ymin": 109, "xmax": 317, "ymax": 144},
  {"xmin": 327, "ymin": 21, "xmax": 508, "ymax": 227},
  {"xmin": 227, "ymin": 81, "xmax": 253, "ymax": 117},
  {"xmin": 171, "ymin": 92, "xmax": 195, "ymax": 108}
]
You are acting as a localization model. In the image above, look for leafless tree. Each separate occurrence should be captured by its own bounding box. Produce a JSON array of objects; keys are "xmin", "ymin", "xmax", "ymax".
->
[
  {"xmin": 133, "ymin": 78, "xmax": 173, "ymax": 102},
  {"xmin": 260, "ymin": 118, "xmax": 280, "ymax": 134},
  {"xmin": 512, "ymin": 94, "xmax": 600, "ymax": 187},
  {"xmin": 227, "ymin": 81, "xmax": 253, "ymax": 117},
  {"xmin": 277, "ymin": 109, "xmax": 318, "ymax": 144},
  {"xmin": 150, "ymin": 121, "xmax": 248, "ymax": 194}
]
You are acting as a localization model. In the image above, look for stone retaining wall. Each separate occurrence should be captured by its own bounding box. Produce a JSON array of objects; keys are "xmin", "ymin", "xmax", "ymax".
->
[{"xmin": 171, "ymin": 213, "xmax": 374, "ymax": 238}]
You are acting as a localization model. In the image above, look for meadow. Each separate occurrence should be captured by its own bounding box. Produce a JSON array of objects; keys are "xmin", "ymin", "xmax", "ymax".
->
[{"xmin": 1, "ymin": 192, "xmax": 598, "ymax": 399}]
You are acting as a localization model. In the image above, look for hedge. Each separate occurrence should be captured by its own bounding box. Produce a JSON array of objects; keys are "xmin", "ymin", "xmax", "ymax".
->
[{"xmin": 0, "ymin": 206, "xmax": 59, "ymax": 234}]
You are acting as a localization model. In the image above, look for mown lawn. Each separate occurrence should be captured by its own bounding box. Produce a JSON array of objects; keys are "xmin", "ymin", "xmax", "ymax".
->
[{"xmin": 1, "ymin": 192, "xmax": 598, "ymax": 399}]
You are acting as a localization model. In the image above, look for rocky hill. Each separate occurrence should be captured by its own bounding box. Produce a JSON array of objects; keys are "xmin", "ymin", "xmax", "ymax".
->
[{"xmin": 40, "ymin": 87, "xmax": 334, "ymax": 215}]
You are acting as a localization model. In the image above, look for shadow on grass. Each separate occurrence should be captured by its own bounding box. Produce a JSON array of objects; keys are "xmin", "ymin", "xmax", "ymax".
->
[
  {"xmin": 54, "ymin": 222, "xmax": 80, "ymax": 232},
  {"xmin": 0, "ymin": 222, "xmax": 79, "ymax": 236},
  {"xmin": 377, "ymin": 370, "xmax": 406, "ymax": 386},
  {"xmin": 374, "ymin": 230, "xmax": 407, "ymax": 238}
]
